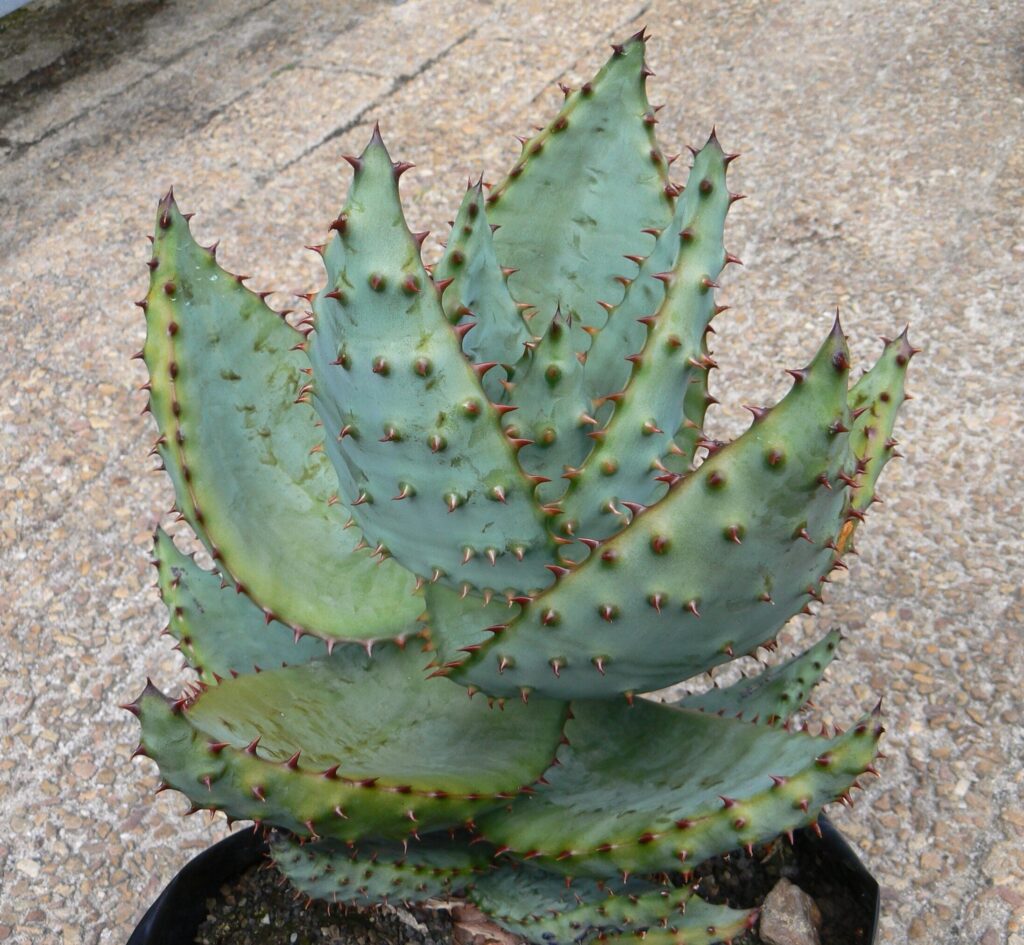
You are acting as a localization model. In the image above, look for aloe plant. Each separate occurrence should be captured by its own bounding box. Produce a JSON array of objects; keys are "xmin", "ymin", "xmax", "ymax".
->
[{"xmin": 126, "ymin": 31, "xmax": 914, "ymax": 943}]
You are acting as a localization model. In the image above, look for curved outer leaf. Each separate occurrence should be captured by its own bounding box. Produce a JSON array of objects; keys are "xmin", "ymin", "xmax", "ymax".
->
[
  {"xmin": 847, "ymin": 329, "xmax": 917, "ymax": 514},
  {"xmin": 674, "ymin": 628, "xmax": 841, "ymax": 724},
  {"xmin": 270, "ymin": 832, "xmax": 489, "ymax": 906},
  {"xmin": 477, "ymin": 698, "xmax": 882, "ymax": 877},
  {"xmin": 473, "ymin": 869, "xmax": 660, "ymax": 939},
  {"xmin": 446, "ymin": 320, "xmax": 857, "ymax": 698},
  {"xmin": 433, "ymin": 182, "xmax": 531, "ymax": 400},
  {"xmin": 143, "ymin": 194, "xmax": 421, "ymax": 642},
  {"xmin": 306, "ymin": 130, "xmax": 556, "ymax": 595},
  {"xmin": 470, "ymin": 865, "xmax": 755, "ymax": 945},
  {"xmin": 554, "ymin": 137, "xmax": 732, "ymax": 555},
  {"xmin": 132, "ymin": 648, "xmax": 569, "ymax": 840},
  {"xmin": 155, "ymin": 528, "xmax": 327, "ymax": 682},
  {"xmin": 487, "ymin": 32, "xmax": 674, "ymax": 348}
]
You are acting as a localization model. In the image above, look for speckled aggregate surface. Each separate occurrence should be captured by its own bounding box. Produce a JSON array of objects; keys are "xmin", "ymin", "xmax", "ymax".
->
[{"xmin": 0, "ymin": 1, "xmax": 1021, "ymax": 943}]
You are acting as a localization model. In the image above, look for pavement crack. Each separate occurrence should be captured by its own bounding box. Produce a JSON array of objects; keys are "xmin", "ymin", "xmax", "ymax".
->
[{"xmin": 266, "ymin": 28, "xmax": 479, "ymax": 181}]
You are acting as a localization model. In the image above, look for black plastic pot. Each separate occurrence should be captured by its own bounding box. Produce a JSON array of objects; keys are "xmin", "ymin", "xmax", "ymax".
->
[
  {"xmin": 792, "ymin": 817, "xmax": 880, "ymax": 940},
  {"xmin": 127, "ymin": 829, "xmax": 268, "ymax": 945},
  {"xmin": 127, "ymin": 817, "xmax": 879, "ymax": 944}
]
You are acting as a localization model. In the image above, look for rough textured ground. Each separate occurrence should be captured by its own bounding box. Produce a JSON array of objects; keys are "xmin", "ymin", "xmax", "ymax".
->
[{"xmin": 0, "ymin": 1, "xmax": 1021, "ymax": 943}]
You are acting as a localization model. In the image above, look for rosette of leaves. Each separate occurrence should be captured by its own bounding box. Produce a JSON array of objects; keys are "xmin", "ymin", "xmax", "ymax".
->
[{"xmin": 126, "ymin": 30, "xmax": 913, "ymax": 944}]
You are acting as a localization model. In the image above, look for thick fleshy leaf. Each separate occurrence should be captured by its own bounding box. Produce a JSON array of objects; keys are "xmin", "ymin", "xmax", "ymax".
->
[
  {"xmin": 477, "ymin": 698, "xmax": 882, "ymax": 877},
  {"xmin": 143, "ymin": 194, "xmax": 420, "ymax": 642},
  {"xmin": 502, "ymin": 312, "xmax": 593, "ymax": 500},
  {"xmin": 270, "ymin": 832, "xmax": 489, "ymax": 906},
  {"xmin": 847, "ymin": 329, "xmax": 916, "ymax": 514},
  {"xmin": 446, "ymin": 321, "xmax": 856, "ymax": 698},
  {"xmin": 470, "ymin": 865, "xmax": 755, "ymax": 945},
  {"xmin": 674, "ymin": 628, "xmax": 841, "ymax": 724},
  {"xmin": 155, "ymin": 528, "xmax": 328, "ymax": 682},
  {"xmin": 421, "ymin": 583, "xmax": 519, "ymax": 687},
  {"xmin": 581, "ymin": 134, "xmax": 734, "ymax": 445},
  {"xmin": 487, "ymin": 32, "xmax": 674, "ymax": 347},
  {"xmin": 554, "ymin": 136, "xmax": 733, "ymax": 553},
  {"xmin": 433, "ymin": 182, "xmax": 531, "ymax": 399},
  {"xmin": 133, "ymin": 647, "xmax": 569, "ymax": 840},
  {"xmin": 600, "ymin": 913, "xmax": 758, "ymax": 945},
  {"xmin": 306, "ymin": 130, "xmax": 555, "ymax": 595}
]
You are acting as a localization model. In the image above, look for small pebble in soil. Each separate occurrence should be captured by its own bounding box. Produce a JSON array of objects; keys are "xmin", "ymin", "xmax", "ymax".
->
[
  {"xmin": 693, "ymin": 840, "xmax": 873, "ymax": 945},
  {"xmin": 759, "ymin": 878, "xmax": 823, "ymax": 945}
]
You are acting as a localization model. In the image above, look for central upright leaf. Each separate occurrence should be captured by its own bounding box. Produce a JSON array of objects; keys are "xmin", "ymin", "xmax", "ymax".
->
[
  {"xmin": 486, "ymin": 32, "xmax": 674, "ymax": 347},
  {"xmin": 306, "ymin": 130, "xmax": 555, "ymax": 595}
]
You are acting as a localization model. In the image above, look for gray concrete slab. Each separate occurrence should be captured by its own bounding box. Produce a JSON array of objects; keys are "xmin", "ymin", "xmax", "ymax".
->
[{"xmin": 1, "ymin": 1, "xmax": 1022, "ymax": 942}]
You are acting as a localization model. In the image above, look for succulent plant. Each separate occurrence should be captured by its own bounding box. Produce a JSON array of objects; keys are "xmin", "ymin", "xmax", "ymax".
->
[{"xmin": 126, "ymin": 30, "xmax": 915, "ymax": 943}]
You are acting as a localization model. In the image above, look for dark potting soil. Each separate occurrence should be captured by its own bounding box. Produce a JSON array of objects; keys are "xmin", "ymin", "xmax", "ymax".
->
[
  {"xmin": 194, "ymin": 861, "xmax": 455, "ymax": 945},
  {"xmin": 692, "ymin": 838, "xmax": 874, "ymax": 945},
  {"xmin": 195, "ymin": 838, "xmax": 872, "ymax": 945}
]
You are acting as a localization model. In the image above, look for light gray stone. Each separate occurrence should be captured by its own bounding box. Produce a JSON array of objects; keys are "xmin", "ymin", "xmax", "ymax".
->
[{"xmin": 759, "ymin": 878, "xmax": 823, "ymax": 945}]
